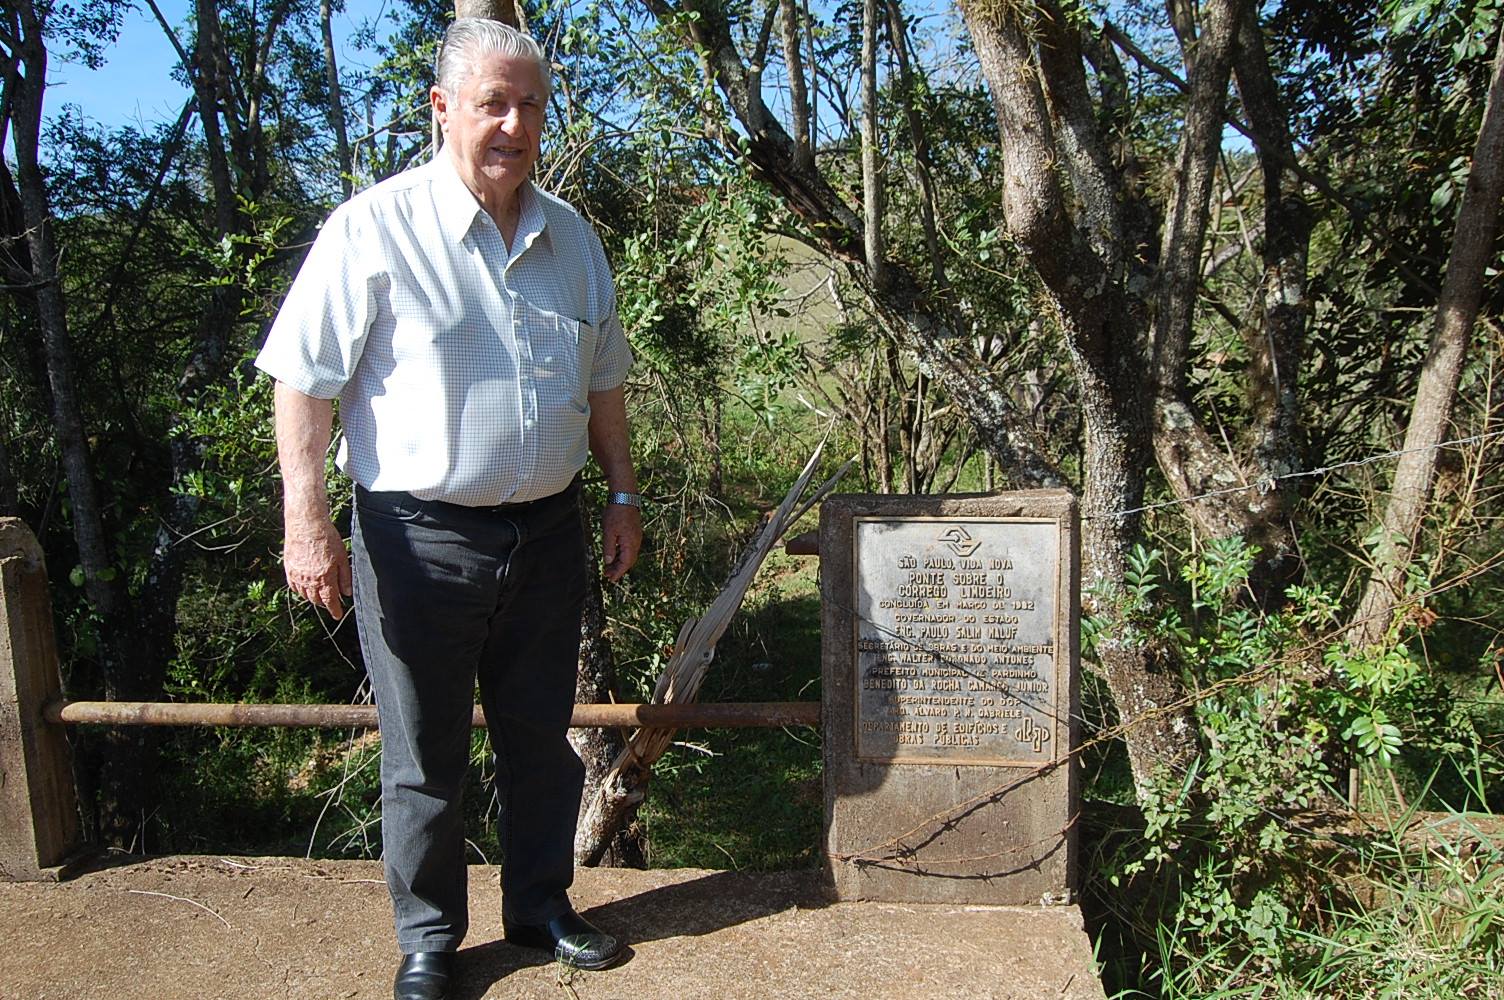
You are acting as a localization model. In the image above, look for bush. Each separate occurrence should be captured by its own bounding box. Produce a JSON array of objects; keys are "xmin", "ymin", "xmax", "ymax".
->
[{"xmin": 1085, "ymin": 538, "xmax": 1503, "ymax": 995}]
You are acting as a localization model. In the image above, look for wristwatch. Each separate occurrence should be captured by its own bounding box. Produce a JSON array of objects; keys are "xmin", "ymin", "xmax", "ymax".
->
[{"xmin": 607, "ymin": 491, "xmax": 644, "ymax": 508}]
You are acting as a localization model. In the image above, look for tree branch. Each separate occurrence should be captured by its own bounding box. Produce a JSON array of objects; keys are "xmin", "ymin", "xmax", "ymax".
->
[
  {"xmin": 859, "ymin": 0, "xmax": 884, "ymax": 285},
  {"xmin": 1152, "ymin": 0, "xmax": 1243, "ymax": 390},
  {"xmin": 1348, "ymin": 28, "xmax": 1504, "ymax": 648},
  {"xmin": 780, "ymin": 0, "xmax": 811, "ymax": 169},
  {"xmin": 143, "ymin": 0, "xmax": 192, "ymax": 76},
  {"xmin": 642, "ymin": 0, "xmax": 1064, "ymax": 487},
  {"xmin": 321, "ymin": 0, "xmax": 353, "ymax": 199},
  {"xmin": 745, "ymin": 0, "xmax": 779, "ymax": 102},
  {"xmin": 1232, "ymin": 3, "xmax": 1310, "ymax": 488},
  {"xmin": 1036, "ymin": 1, "xmax": 1128, "ymax": 271},
  {"xmin": 885, "ymin": 0, "xmax": 943, "ymax": 290}
]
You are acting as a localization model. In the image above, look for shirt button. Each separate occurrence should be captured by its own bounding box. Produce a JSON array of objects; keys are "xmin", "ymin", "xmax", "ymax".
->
[{"xmin": 524, "ymin": 418, "xmax": 535, "ymax": 429}]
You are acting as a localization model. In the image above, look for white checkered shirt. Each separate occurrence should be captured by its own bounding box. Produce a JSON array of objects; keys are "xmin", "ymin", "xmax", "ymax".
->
[{"xmin": 255, "ymin": 154, "xmax": 633, "ymax": 505}]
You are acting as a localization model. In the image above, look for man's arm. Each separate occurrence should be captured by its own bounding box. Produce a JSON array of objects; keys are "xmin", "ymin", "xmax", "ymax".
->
[
  {"xmin": 274, "ymin": 381, "xmax": 352, "ymax": 618},
  {"xmin": 586, "ymin": 384, "xmax": 642, "ymax": 583}
]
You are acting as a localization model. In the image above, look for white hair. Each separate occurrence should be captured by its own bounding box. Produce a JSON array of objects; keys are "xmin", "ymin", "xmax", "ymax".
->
[{"xmin": 435, "ymin": 18, "xmax": 552, "ymax": 100}]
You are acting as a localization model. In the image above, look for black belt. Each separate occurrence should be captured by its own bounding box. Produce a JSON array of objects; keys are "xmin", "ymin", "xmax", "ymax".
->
[{"xmin": 355, "ymin": 476, "xmax": 580, "ymax": 517}]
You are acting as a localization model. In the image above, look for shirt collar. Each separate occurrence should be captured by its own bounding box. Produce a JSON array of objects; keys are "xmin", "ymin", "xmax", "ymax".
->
[
  {"xmin": 512, "ymin": 183, "xmax": 549, "ymax": 257},
  {"xmin": 431, "ymin": 151, "xmax": 550, "ymax": 255}
]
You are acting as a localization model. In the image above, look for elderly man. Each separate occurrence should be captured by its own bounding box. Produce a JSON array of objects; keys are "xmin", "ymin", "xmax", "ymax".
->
[{"xmin": 256, "ymin": 19, "xmax": 640, "ymax": 1000}]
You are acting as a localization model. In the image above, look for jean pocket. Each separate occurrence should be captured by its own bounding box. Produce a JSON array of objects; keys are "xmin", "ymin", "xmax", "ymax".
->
[{"xmin": 356, "ymin": 488, "xmax": 427, "ymax": 524}]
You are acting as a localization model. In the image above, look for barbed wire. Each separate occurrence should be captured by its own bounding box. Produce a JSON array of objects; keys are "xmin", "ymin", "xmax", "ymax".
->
[
  {"xmin": 1087, "ymin": 428, "xmax": 1504, "ymax": 521},
  {"xmin": 827, "ymin": 602, "xmax": 1475, "ymax": 868},
  {"xmin": 826, "ymin": 424, "xmax": 1504, "ymax": 866}
]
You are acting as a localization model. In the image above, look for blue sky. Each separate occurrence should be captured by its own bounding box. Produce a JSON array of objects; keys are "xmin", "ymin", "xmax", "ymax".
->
[
  {"xmin": 45, "ymin": 3, "xmax": 191, "ymax": 129},
  {"xmin": 38, "ymin": 1, "xmax": 1242, "ymax": 157},
  {"xmin": 44, "ymin": 0, "xmax": 391, "ymax": 132}
]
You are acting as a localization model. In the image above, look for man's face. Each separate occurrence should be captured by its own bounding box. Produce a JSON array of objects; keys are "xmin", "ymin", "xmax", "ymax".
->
[{"xmin": 432, "ymin": 51, "xmax": 545, "ymax": 205}]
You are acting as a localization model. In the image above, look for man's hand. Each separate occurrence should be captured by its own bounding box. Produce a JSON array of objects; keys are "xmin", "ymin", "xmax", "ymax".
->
[
  {"xmin": 600, "ymin": 502, "xmax": 642, "ymax": 582},
  {"xmin": 284, "ymin": 515, "xmax": 352, "ymax": 618}
]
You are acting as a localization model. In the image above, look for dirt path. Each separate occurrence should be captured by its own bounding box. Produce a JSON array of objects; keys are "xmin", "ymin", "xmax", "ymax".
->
[{"xmin": 0, "ymin": 856, "xmax": 1104, "ymax": 999}]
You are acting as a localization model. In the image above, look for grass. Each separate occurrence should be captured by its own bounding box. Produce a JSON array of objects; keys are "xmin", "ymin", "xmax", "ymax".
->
[
  {"xmin": 1089, "ymin": 797, "xmax": 1504, "ymax": 999},
  {"xmin": 634, "ymin": 549, "xmax": 826, "ymax": 871},
  {"xmin": 638, "ymin": 727, "xmax": 823, "ymax": 870}
]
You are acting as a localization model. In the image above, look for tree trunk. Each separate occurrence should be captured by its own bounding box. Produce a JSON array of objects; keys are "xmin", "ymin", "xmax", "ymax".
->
[
  {"xmin": 455, "ymin": 0, "xmax": 525, "ymax": 29},
  {"xmin": 181, "ymin": 2, "xmax": 237, "ymax": 235},
  {"xmin": 0, "ymin": 131, "xmax": 24, "ymax": 523},
  {"xmin": 859, "ymin": 0, "xmax": 884, "ymax": 287},
  {"xmin": 5, "ymin": 0, "xmax": 153, "ymax": 846},
  {"xmin": 6, "ymin": 3, "xmax": 118, "ymax": 632},
  {"xmin": 708, "ymin": 391, "xmax": 723, "ymax": 499},
  {"xmin": 1230, "ymin": 4, "xmax": 1311, "ymax": 603},
  {"xmin": 320, "ymin": 0, "xmax": 353, "ymax": 199},
  {"xmin": 1107, "ymin": 5, "xmax": 1303, "ymax": 608},
  {"xmin": 886, "ymin": 0, "xmax": 945, "ymax": 291},
  {"xmin": 139, "ymin": 0, "xmax": 253, "ymax": 701},
  {"xmin": 114, "ymin": 0, "xmax": 277, "ymax": 850},
  {"xmin": 0, "ymin": 427, "xmax": 16, "ymax": 518},
  {"xmin": 1147, "ymin": 0, "xmax": 1301, "ymax": 597},
  {"xmin": 779, "ymin": 0, "xmax": 812, "ymax": 170},
  {"xmin": 957, "ymin": 0, "xmax": 1202, "ymax": 794},
  {"xmin": 1348, "ymin": 28, "xmax": 1504, "ymax": 649},
  {"xmin": 571, "ymin": 504, "xmax": 648, "ymax": 866}
]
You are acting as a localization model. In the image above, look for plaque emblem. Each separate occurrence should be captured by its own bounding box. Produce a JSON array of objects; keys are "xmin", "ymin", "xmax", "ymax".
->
[
  {"xmin": 1014, "ymin": 717, "xmax": 1051, "ymax": 753},
  {"xmin": 938, "ymin": 525, "xmax": 982, "ymax": 558}
]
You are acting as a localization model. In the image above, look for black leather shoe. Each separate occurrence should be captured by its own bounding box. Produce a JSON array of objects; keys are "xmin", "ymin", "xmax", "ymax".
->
[
  {"xmin": 503, "ymin": 909, "xmax": 623, "ymax": 970},
  {"xmin": 393, "ymin": 951, "xmax": 453, "ymax": 1000}
]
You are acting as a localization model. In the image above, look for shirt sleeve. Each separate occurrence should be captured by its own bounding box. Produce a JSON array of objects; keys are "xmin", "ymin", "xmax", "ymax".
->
[
  {"xmin": 254, "ymin": 204, "xmax": 374, "ymax": 399},
  {"xmin": 589, "ymin": 311, "xmax": 633, "ymax": 392},
  {"xmin": 583, "ymin": 224, "xmax": 634, "ymax": 393}
]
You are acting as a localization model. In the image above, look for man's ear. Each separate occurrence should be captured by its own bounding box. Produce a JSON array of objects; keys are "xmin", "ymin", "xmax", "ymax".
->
[{"xmin": 430, "ymin": 86, "xmax": 448, "ymax": 130}]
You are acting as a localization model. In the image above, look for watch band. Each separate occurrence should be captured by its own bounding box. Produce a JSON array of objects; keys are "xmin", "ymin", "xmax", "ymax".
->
[{"xmin": 607, "ymin": 491, "xmax": 644, "ymax": 508}]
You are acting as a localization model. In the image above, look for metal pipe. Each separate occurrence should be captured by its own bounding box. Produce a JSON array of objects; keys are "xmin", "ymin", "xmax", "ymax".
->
[{"xmin": 44, "ymin": 699, "xmax": 821, "ymax": 730}]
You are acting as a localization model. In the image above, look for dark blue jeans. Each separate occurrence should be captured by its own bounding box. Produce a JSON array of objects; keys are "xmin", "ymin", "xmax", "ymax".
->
[{"xmin": 351, "ymin": 481, "xmax": 587, "ymax": 954}]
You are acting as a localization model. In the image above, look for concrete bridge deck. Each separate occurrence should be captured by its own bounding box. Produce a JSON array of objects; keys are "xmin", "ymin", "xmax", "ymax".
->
[{"xmin": 0, "ymin": 856, "xmax": 1105, "ymax": 999}]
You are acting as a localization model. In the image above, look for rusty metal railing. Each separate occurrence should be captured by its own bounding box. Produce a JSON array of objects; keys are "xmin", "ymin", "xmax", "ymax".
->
[
  {"xmin": 2, "ymin": 517, "xmax": 822, "ymax": 880},
  {"xmin": 44, "ymin": 699, "xmax": 820, "ymax": 730}
]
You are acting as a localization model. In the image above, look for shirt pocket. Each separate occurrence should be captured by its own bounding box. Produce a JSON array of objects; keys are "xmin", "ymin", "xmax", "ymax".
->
[{"xmin": 522, "ymin": 299, "xmax": 597, "ymax": 413}]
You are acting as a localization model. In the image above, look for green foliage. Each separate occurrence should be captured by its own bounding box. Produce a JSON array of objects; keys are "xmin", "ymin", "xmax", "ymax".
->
[
  {"xmin": 198, "ymin": 198, "xmax": 295, "ymax": 298},
  {"xmin": 1127, "ymin": 808, "xmax": 1504, "ymax": 999},
  {"xmin": 1089, "ymin": 537, "xmax": 1500, "ymax": 994},
  {"xmin": 1324, "ymin": 644, "xmax": 1419, "ymax": 766},
  {"xmin": 7, "ymin": 3, "xmax": 1504, "ymax": 995},
  {"xmin": 1385, "ymin": 0, "xmax": 1503, "ymax": 63}
]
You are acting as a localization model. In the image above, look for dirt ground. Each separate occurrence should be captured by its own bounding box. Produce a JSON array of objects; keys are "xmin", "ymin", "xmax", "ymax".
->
[{"xmin": 0, "ymin": 856, "xmax": 1105, "ymax": 1000}]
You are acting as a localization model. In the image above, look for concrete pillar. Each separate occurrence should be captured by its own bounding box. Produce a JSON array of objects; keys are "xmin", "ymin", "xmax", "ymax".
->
[{"xmin": 0, "ymin": 518, "xmax": 81, "ymax": 880}]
